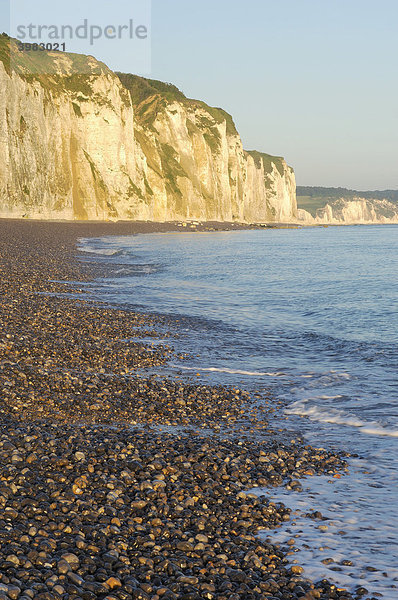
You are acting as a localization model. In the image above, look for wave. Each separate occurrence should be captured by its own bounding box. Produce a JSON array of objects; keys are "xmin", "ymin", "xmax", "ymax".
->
[
  {"xmin": 307, "ymin": 394, "xmax": 344, "ymax": 400},
  {"xmin": 170, "ymin": 365, "xmax": 287, "ymax": 377},
  {"xmin": 114, "ymin": 265, "xmax": 159, "ymax": 274},
  {"xmin": 286, "ymin": 400, "xmax": 398, "ymax": 437},
  {"xmin": 78, "ymin": 245, "xmax": 125, "ymax": 257},
  {"xmin": 296, "ymin": 371, "xmax": 351, "ymax": 388}
]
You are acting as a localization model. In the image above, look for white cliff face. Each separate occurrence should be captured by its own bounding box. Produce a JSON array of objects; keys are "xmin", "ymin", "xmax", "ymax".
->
[
  {"xmin": 132, "ymin": 100, "xmax": 297, "ymax": 222},
  {"xmin": 264, "ymin": 162, "xmax": 297, "ymax": 221},
  {"xmin": 242, "ymin": 154, "xmax": 296, "ymax": 222},
  {"xmin": 0, "ymin": 56, "xmax": 147, "ymax": 220},
  {"xmin": 0, "ymin": 38, "xmax": 297, "ymax": 222},
  {"xmin": 297, "ymin": 208, "xmax": 315, "ymax": 224},
  {"xmin": 298, "ymin": 198, "xmax": 398, "ymax": 225}
]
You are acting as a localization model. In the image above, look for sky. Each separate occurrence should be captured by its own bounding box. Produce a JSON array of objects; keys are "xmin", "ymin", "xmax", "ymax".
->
[{"xmin": 2, "ymin": 0, "xmax": 398, "ymax": 190}]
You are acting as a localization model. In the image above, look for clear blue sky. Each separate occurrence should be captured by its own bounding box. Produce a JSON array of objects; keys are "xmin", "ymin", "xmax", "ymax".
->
[
  {"xmin": 2, "ymin": 0, "xmax": 397, "ymax": 189},
  {"xmin": 149, "ymin": 0, "xmax": 398, "ymax": 190}
]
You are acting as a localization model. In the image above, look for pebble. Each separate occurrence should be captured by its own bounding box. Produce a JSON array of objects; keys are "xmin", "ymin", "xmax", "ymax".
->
[{"xmin": 0, "ymin": 221, "xmax": 361, "ymax": 600}]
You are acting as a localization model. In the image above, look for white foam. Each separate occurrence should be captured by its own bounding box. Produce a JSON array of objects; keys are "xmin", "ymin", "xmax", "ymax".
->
[
  {"xmin": 79, "ymin": 245, "xmax": 123, "ymax": 256},
  {"xmin": 250, "ymin": 468, "xmax": 398, "ymax": 599},
  {"xmin": 170, "ymin": 365, "xmax": 287, "ymax": 377},
  {"xmin": 77, "ymin": 237, "xmax": 125, "ymax": 256},
  {"xmin": 304, "ymin": 372, "xmax": 352, "ymax": 386},
  {"xmin": 287, "ymin": 400, "xmax": 398, "ymax": 437},
  {"xmin": 315, "ymin": 394, "xmax": 343, "ymax": 400}
]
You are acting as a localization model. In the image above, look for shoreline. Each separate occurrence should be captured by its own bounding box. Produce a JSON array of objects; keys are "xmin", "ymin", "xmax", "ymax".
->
[
  {"xmin": 0, "ymin": 220, "xmax": 370, "ymax": 600},
  {"xmin": 1, "ymin": 217, "xmax": 397, "ymax": 231}
]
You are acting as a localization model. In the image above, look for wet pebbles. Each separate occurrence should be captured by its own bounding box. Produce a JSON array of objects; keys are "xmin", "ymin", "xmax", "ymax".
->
[{"xmin": 0, "ymin": 221, "xmax": 373, "ymax": 599}]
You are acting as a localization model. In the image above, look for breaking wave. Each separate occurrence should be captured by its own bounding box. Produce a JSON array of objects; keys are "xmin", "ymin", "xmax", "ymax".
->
[
  {"xmin": 78, "ymin": 245, "xmax": 125, "ymax": 257},
  {"xmin": 170, "ymin": 365, "xmax": 287, "ymax": 377},
  {"xmin": 287, "ymin": 399, "xmax": 398, "ymax": 437}
]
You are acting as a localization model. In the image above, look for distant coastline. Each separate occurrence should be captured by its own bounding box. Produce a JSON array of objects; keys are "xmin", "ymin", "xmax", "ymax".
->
[{"xmin": 297, "ymin": 186, "xmax": 398, "ymax": 224}]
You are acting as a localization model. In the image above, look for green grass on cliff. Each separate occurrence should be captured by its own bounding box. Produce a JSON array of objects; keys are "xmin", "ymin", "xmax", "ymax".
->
[
  {"xmin": 245, "ymin": 150, "xmax": 286, "ymax": 177},
  {"xmin": 0, "ymin": 33, "xmax": 11, "ymax": 73},
  {"xmin": 201, "ymin": 105, "xmax": 236, "ymax": 136},
  {"xmin": 297, "ymin": 186, "xmax": 398, "ymax": 202},
  {"xmin": 0, "ymin": 35, "xmax": 104, "ymax": 76},
  {"xmin": 296, "ymin": 196, "xmax": 332, "ymax": 216},
  {"xmin": 116, "ymin": 73, "xmax": 186, "ymax": 105},
  {"xmin": 116, "ymin": 72, "xmax": 237, "ymax": 136},
  {"xmin": 0, "ymin": 34, "xmax": 118, "ymax": 101}
]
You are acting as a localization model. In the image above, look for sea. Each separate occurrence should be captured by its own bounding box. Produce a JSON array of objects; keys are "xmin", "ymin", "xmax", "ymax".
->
[{"xmin": 77, "ymin": 225, "xmax": 398, "ymax": 599}]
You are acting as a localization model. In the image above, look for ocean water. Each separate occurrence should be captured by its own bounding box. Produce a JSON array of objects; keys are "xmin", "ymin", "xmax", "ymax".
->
[{"xmin": 78, "ymin": 226, "xmax": 398, "ymax": 598}]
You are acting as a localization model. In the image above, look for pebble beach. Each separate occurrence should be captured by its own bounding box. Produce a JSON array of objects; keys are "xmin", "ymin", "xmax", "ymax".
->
[{"xmin": 0, "ymin": 220, "xmax": 373, "ymax": 600}]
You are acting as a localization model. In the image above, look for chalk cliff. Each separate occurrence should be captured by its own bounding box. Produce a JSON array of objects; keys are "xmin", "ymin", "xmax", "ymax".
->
[
  {"xmin": 298, "ymin": 198, "xmax": 398, "ymax": 225},
  {"xmin": 0, "ymin": 36, "xmax": 297, "ymax": 222}
]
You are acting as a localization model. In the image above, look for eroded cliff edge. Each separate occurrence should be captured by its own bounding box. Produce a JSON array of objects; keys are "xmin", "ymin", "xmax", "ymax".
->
[{"xmin": 0, "ymin": 36, "xmax": 297, "ymax": 222}]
